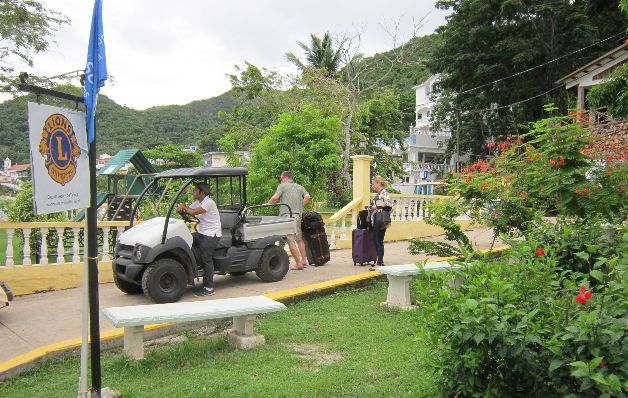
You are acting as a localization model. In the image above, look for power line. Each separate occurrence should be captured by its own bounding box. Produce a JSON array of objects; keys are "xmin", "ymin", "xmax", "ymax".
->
[
  {"xmin": 469, "ymin": 85, "xmax": 564, "ymax": 114},
  {"xmin": 456, "ymin": 31, "xmax": 627, "ymax": 96},
  {"xmin": 359, "ymin": 32, "xmax": 626, "ymax": 123}
]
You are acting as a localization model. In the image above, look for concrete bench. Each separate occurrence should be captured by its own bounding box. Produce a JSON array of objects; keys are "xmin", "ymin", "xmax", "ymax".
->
[
  {"xmin": 376, "ymin": 261, "xmax": 464, "ymax": 310},
  {"xmin": 103, "ymin": 295, "xmax": 286, "ymax": 359}
]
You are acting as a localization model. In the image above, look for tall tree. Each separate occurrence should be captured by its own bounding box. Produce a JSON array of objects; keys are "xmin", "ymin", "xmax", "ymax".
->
[
  {"xmin": 354, "ymin": 89, "xmax": 407, "ymax": 182},
  {"xmin": 286, "ymin": 32, "xmax": 344, "ymax": 77},
  {"xmin": 429, "ymin": 0, "xmax": 626, "ymax": 156},
  {"xmin": 333, "ymin": 32, "xmax": 419, "ymax": 187},
  {"xmin": 0, "ymin": 0, "xmax": 69, "ymax": 89},
  {"xmin": 247, "ymin": 106, "xmax": 343, "ymax": 206}
]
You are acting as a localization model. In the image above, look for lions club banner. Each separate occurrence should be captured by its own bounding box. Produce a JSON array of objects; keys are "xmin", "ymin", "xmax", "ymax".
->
[{"xmin": 28, "ymin": 102, "xmax": 90, "ymax": 214}]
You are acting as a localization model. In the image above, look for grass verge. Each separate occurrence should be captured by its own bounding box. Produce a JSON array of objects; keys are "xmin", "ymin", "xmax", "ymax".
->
[{"xmin": 0, "ymin": 281, "xmax": 437, "ymax": 397}]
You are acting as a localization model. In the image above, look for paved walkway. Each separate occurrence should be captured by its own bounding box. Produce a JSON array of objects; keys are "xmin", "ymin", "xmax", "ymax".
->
[{"xmin": 0, "ymin": 228, "xmax": 500, "ymax": 362}]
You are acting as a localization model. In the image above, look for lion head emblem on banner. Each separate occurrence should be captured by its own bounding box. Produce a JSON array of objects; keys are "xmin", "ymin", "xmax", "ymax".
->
[{"xmin": 38, "ymin": 113, "xmax": 81, "ymax": 186}]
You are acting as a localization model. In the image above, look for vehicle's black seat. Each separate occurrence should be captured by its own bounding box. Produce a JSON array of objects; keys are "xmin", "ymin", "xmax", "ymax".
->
[{"xmin": 217, "ymin": 210, "xmax": 240, "ymax": 248}]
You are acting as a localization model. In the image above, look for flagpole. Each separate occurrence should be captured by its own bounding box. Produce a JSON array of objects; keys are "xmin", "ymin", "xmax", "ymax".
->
[
  {"xmin": 79, "ymin": 214, "xmax": 89, "ymax": 398},
  {"xmin": 87, "ymin": 117, "xmax": 102, "ymax": 396},
  {"xmin": 84, "ymin": 1, "xmax": 106, "ymax": 394}
]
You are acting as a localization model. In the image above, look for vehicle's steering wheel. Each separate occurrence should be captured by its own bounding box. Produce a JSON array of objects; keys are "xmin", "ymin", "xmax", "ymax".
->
[{"xmin": 177, "ymin": 210, "xmax": 198, "ymax": 224}]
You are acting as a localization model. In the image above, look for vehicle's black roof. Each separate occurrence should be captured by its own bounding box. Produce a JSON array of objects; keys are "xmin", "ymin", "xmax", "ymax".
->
[{"xmin": 154, "ymin": 167, "xmax": 248, "ymax": 178}]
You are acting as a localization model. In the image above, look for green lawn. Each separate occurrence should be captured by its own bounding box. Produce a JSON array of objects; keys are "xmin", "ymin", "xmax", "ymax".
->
[{"xmin": 0, "ymin": 281, "xmax": 438, "ymax": 397}]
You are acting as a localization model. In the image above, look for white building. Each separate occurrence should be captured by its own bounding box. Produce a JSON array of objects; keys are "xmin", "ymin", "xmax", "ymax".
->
[
  {"xmin": 5, "ymin": 163, "xmax": 31, "ymax": 182},
  {"xmin": 202, "ymin": 151, "xmax": 250, "ymax": 167},
  {"xmin": 95, "ymin": 153, "xmax": 112, "ymax": 170},
  {"xmin": 394, "ymin": 74, "xmax": 453, "ymax": 194},
  {"xmin": 3, "ymin": 157, "xmax": 11, "ymax": 172}
]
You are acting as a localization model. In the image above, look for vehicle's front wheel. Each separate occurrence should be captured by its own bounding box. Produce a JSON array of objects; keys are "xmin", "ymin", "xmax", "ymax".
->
[
  {"xmin": 255, "ymin": 246, "xmax": 289, "ymax": 282},
  {"xmin": 142, "ymin": 258, "xmax": 187, "ymax": 303},
  {"xmin": 113, "ymin": 273, "xmax": 143, "ymax": 295}
]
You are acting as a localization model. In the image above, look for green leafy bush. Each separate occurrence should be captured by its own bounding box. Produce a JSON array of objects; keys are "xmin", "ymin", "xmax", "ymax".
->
[
  {"xmin": 408, "ymin": 199, "xmax": 473, "ymax": 257},
  {"xmin": 413, "ymin": 231, "xmax": 627, "ymax": 397},
  {"xmin": 525, "ymin": 217, "xmax": 622, "ymax": 275}
]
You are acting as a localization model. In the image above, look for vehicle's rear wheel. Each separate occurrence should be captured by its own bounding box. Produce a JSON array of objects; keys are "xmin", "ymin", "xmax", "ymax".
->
[
  {"xmin": 228, "ymin": 271, "xmax": 247, "ymax": 276},
  {"xmin": 142, "ymin": 258, "xmax": 187, "ymax": 303},
  {"xmin": 113, "ymin": 273, "xmax": 143, "ymax": 294},
  {"xmin": 255, "ymin": 246, "xmax": 289, "ymax": 282}
]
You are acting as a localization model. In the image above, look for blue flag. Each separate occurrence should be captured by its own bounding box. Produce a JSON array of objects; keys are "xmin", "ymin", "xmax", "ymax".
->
[{"xmin": 84, "ymin": 0, "xmax": 107, "ymax": 147}]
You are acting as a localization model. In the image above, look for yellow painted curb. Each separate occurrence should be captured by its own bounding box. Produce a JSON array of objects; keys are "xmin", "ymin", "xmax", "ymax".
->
[
  {"xmin": 0, "ymin": 245, "xmax": 511, "ymax": 378},
  {"xmin": 264, "ymin": 272, "xmax": 380, "ymax": 302},
  {"xmin": 0, "ymin": 323, "xmax": 172, "ymax": 374}
]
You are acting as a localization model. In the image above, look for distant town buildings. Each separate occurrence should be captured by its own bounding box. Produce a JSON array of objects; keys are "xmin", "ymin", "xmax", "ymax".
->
[
  {"xmin": 96, "ymin": 153, "xmax": 112, "ymax": 170},
  {"xmin": 0, "ymin": 157, "xmax": 31, "ymax": 190}
]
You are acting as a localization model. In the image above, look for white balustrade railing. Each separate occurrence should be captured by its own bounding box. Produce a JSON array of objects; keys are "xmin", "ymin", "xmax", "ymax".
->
[
  {"xmin": 375, "ymin": 193, "xmax": 453, "ymax": 223},
  {"xmin": 2, "ymin": 195, "xmax": 463, "ymax": 266},
  {"xmin": 322, "ymin": 193, "xmax": 458, "ymax": 248},
  {"xmin": 0, "ymin": 221, "xmax": 129, "ymax": 268},
  {"xmin": 324, "ymin": 198, "xmax": 362, "ymax": 250}
]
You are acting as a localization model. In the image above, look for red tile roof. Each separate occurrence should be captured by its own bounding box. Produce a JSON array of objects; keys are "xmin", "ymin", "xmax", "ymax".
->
[{"xmin": 6, "ymin": 164, "xmax": 31, "ymax": 172}]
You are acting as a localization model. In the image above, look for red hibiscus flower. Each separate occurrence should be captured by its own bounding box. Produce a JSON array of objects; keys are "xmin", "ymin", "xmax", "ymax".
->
[
  {"xmin": 535, "ymin": 247, "xmax": 544, "ymax": 256},
  {"xmin": 575, "ymin": 286, "xmax": 593, "ymax": 304}
]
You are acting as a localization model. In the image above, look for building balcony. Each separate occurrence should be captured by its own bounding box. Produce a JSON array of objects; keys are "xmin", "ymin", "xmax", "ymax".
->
[
  {"xmin": 403, "ymin": 162, "xmax": 453, "ymax": 173},
  {"xmin": 410, "ymin": 126, "xmax": 451, "ymax": 138}
]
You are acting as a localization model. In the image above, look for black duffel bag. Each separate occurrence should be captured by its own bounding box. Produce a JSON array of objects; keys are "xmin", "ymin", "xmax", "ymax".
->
[
  {"xmin": 301, "ymin": 211, "xmax": 324, "ymax": 231},
  {"xmin": 371, "ymin": 209, "xmax": 391, "ymax": 230}
]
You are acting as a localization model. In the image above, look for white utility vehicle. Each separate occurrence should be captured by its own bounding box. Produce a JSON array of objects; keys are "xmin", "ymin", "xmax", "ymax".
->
[
  {"xmin": 113, "ymin": 167, "xmax": 296, "ymax": 303},
  {"xmin": 0, "ymin": 281, "xmax": 13, "ymax": 309}
]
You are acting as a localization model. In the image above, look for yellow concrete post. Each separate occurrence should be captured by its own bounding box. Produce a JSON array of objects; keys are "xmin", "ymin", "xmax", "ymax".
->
[{"xmin": 351, "ymin": 155, "xmax": 374, "ymax": 209}]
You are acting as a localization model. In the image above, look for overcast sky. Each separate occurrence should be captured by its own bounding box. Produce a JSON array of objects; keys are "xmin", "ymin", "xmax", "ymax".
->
[{"xmin": 10, "ymin": 0, "xmax": 448, "ymax": 110}]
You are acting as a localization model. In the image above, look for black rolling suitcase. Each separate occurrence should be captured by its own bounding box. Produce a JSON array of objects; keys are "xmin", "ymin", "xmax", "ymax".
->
[
  {"xmin": 301, "ymin": 212, "xmax": 330, "ymax": 266},
  {"xmin": 303, "ymin": 229, "xmax": 331, "ymax": 266}
]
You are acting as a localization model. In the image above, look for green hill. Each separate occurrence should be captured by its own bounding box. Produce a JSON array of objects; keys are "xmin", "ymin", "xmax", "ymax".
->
[{"xmin": 0, "ymin": 86, "xmax": 235, "ymax": 163}]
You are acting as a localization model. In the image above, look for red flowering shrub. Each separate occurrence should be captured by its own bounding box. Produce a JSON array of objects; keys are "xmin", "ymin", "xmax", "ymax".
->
[
  {"xmin": 575, "ymin": 286, "xmax": 592, "ymax": 304},
  {"xmin": 450, "ymin": 106, "xmax": 627, "ymax": 237}
]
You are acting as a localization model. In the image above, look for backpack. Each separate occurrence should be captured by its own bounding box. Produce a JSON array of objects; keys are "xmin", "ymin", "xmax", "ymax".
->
[
  {"xmin": 357, "ymin": 209, "xmax": 369, "ymax": 229},
  {"xmin": 301, "ymin": 211, "xmax": 324, "ymax": 231}
]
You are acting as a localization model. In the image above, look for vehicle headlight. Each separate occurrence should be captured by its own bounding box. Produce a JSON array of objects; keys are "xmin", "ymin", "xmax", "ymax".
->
[{"xmin": 133, "ymin": 244, "xmax": 147, "ymax": 262}]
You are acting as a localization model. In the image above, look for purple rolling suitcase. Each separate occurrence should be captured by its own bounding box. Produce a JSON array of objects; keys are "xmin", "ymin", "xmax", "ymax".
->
[{"xmin": 352, "ymin": 229, "xmax": 377, "ymax": 266}]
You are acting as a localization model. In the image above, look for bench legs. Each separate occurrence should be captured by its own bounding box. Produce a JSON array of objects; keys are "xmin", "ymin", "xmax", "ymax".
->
[
  {"xmin": 227, "ymin": 315, "xmax": 265, "ymax": 349},
  {"xmin": 124, "ymin": 325, "xmax": 145, "ymax": 360},
  {"xmin": 382, "ymin": 275, "xmax": 416, "ymax": 310},
  {"xmin": 121, "ymin": 315, "xmax": 268, "ymax": 359}
]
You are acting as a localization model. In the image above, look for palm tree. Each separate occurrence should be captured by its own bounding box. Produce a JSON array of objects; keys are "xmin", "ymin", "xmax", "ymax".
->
[{"xmin": 285, "ymin": 32, "xmax": 343, "ymax": 77}]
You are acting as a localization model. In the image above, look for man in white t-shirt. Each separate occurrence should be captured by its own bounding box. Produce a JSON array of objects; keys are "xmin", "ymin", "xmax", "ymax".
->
[{"xmin": 177, "ymin": 183, "xmax": 221, "ymax": 297}]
